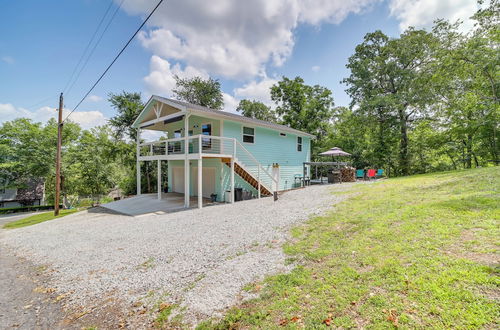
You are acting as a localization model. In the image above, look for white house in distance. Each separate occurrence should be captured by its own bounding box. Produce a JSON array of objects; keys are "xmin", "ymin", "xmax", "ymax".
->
[{"xmin": 131, "ymin": 96, "xmax": 313, "ymax": 210}]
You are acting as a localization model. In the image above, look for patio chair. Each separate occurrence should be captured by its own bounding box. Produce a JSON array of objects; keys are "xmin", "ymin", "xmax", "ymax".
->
[
  {"xmin": 376, "ymin": 169, "xmax": 384, "ymax": 178},
  {"xmin": 367, "ymin": 169, "xmax": 376, "ymax": 179},
  {"xmin": 356, "ymin": 169, "xmax": 365, "ymax": 180}
]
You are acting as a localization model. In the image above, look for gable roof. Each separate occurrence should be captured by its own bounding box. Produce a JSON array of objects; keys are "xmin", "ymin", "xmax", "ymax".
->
[{"xmin": 133, "ymin": 95, "xmax": 315, "ymax": 139}]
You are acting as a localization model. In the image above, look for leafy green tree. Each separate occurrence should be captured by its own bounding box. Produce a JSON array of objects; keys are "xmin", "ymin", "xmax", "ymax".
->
[
  {"xmin": 270, "ymin": 76, "xmax": 334, "ymax": 155},
  {"xmin": 236, "ymin": 99, "xmax": 276, "ymax": 122},
  {"xmin": 343, "ymin": 29, "xmax": 436, "ymax": 175},
  {"xmin": 0, "ymin": 118, "xmax": 80, "ymax": 189},
  {"xmin": 172, "ymin": 75, "xmax": 224, "ymax": 110},
  {"xmin": 65, "ymin": 126, "xmax": 120, "ymax": 199},
  {"xmin": 108, "ymin": 91, "xmax": 144, "ymax": 141}
]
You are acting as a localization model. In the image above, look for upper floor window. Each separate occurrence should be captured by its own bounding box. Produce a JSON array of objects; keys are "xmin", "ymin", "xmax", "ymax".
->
[
  {"xmin": 279, "ymin": 132, "xmax": 287, "ymax": 137},
  {"xmin": 297, "ymin": 136, "xmax": 302, "ymax": 152},
  {"xmin": 242, "ymin": 126, "xmax": 255, "ymax": 143},
  {"xmin": 174, "ymin": 129, "xmax": 182, "ymax": 138}
]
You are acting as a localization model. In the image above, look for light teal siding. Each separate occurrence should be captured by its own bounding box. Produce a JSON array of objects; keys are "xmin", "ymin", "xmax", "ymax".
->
[
  {"xmin": 167, "ymin": 158, "xmax": 258, "ymax": 202},
  {"xmin": 223, "ymin": 120, "xmax": 311, "ymax": 191}
]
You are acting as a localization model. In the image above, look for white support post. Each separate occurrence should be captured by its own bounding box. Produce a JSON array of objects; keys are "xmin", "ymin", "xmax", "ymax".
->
[
  {"xmin": 184, "ymin": 114, "xmax": 190, "ymax": 208},
  {"xmin": 230, "ymin": 159, "xmax": 235, "ymax": 204},
  {"xmin": 136, "ymin": 129, "xmax": 141, "ymax": 196},
  {"xmin": 257, "ymin": 166, "xmax": 261, "ymax": 199},
  {"xmin": 198, "ymin": 134, "xmax": 202, "ymax": 155},
  {"xmin": 198, "ymin": 158, "xmax": 202, "ymax": 209},
  {"xmin": 157, "ymin": 159, "xmax": 161, "ymax": 200}
]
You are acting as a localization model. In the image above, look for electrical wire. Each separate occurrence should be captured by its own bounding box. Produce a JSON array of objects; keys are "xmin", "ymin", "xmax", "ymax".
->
[
  {"xmin": 62, "ymin": 0, "xmax": 115, "ymax": 94},
  {"xmin": 63, "ymin": 0, "xmax": 165, "ymax": 123},
  {"xmin": 64, "ymin": 0, "xmax": 126, "ymax": 97}
]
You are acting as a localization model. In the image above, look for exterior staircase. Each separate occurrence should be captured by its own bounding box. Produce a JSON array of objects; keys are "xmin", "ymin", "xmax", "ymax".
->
[{"xmin": 221, "ymin": 158, "xmax": 272, "ymax": 196}]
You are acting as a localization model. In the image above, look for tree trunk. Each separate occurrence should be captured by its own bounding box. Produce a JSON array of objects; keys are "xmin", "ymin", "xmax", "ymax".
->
[
  {"xmin": 398, "ymin": 109, "xmax": 410, "ymax": 176},
  {"xmin": 465, "ymin": 134, "xmax": 473, "ymax": 169}
]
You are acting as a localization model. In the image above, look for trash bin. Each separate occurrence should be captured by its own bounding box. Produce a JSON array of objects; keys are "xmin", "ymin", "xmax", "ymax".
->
[
  {"xmin": 242, "ymin": 190, "xmax": 252, "ymax": 200},
  {"xmin": 210, "ymin": 193, "xmax": 217, "ymax": 203},
  {"xmin": 234, "ymin": 188, "xmax": 243, "ymax": 202},
  {"xmin": 224, "ymin": 190, "xmax": 231, "ymax": 203}
]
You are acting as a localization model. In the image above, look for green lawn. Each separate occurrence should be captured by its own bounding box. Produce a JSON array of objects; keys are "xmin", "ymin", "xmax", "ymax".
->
[
  {"xmin": 3, "ymin": 209, "xmax": 80, "ymax": 229},
  {"xmin": 199, "ymin": 167, "xmax": 499, "ymax": 329}
]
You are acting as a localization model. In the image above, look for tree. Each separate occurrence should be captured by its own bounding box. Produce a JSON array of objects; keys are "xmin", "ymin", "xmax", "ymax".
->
[
  {"xmin": 172, "ymin": 76, "xmax": 224, "ymax": 110},
  {"xmin": 236, "ymin": 99, "xmax": 276, "ymax": 122},
  {"xmin": 108, "ymin": 91, "xmax": 144, "ymax": 141},
  {"xmin": 270, "ymin": 76, "xmax": 334, "ymax": 155},
  {"xmin": 343, "ymin": 29, "xmax": 436, "ymax": 175}
]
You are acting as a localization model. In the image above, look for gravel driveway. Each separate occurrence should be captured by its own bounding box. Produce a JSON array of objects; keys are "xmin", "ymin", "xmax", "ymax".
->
[{"xmin": 0, "ymin": 184, "xmax": 354, "ymax": 327}]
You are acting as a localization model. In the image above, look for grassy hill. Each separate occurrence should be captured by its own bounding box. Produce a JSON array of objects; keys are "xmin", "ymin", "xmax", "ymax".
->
[{"xmin": 200, "ymin": 167, "xmax": 499, "ymax": 329}]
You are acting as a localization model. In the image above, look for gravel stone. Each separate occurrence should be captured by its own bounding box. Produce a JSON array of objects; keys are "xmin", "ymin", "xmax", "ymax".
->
[{"xmin": 0, "ymin": 183, "xmax": 355, "ymax": 325}]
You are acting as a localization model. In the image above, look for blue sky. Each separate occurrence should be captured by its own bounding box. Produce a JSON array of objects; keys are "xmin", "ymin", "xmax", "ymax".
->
[{"xmin": 0, "ymin": 0, "xmax": 477, "ymax": 129}]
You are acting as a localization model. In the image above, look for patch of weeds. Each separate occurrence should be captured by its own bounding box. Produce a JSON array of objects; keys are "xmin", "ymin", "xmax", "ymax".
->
[
  {"xmin": 154, "ymin": 303, "xmax": 176, "ymax": 328},
  {"xmin": 225, "ymin": 250, "xmax": 246, "ymax": 261},
  {"xmin": 137, "ymin": 257, "xmax": 155, "ymax": 270},
  {"xmin": 184, "ymin": 273, "xmax": 206, "ymax": 291}
]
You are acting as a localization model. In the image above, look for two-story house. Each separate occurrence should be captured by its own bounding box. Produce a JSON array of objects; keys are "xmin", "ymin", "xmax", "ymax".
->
[{"xmin": 132, "ymin": 96, "xmax": 313, "ymax": 209}]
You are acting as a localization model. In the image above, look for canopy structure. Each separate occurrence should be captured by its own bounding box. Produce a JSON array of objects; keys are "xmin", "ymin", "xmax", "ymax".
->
[{"xmin": 319, "ymin": 147, "xmax": 351, "ymax": 157}]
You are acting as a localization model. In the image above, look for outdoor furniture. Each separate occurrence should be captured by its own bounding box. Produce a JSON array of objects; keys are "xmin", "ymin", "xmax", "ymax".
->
[
  {"xmin": 356, "ymin": 169, "xmax": 365, "ymax": 180},
  {"xmin": 376, "ymin": 169, "xmax": 384, "ymax": 178},
  {"xmin": 367, "ymin": 169, "xmax": 376, "ymax": 179},
  {"xmin": 294, "ymin": 174, "xmax": 311, "ymax": 187},
  {"xmin": 327, "ymin": 170, "xmax": 342, "ymax": 184}
]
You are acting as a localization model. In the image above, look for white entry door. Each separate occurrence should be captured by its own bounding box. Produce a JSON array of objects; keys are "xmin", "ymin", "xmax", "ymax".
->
[
  {"xmin": 192, "ymin": 167, "xmax": 216, "ymax": 198},
  {"xmin": 172, "ymin": 167, "xmax": 185, "ymax": 194}
]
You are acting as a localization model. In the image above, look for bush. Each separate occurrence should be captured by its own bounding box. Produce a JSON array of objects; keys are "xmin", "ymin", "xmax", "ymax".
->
[{"xmin": 0, "ymin": 204, "xmax": 62, "ymax": 215}]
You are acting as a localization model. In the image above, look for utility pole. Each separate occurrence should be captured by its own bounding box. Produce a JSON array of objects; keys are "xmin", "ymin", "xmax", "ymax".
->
[{"xmin": 54, "ymin": 93, "xmax": 63, "ymax": 216}]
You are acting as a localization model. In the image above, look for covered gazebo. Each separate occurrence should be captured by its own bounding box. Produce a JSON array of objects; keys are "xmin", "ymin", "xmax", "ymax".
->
[{"xmin": 302, "ymin": 147, "xmax": 352, "ymax": 184}]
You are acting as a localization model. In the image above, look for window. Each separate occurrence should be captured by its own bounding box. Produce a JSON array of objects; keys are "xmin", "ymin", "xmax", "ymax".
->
[
  {"xmin": 172, "ymin": 129, "xmax": 182, "ymax": 153},
  {"xmin": 279, "ymin": 132, "xmax": 287, "ymax": 137},
  {"xmin": 202, "ymin": 123, "xmax": 212, "ymax": 150},
  {"xmin": 297, "ymin": 136, "xmax": 302, "ymax": 152},
  {"xmin": 242, "ymin": 126, "xmax": 255, "ymax": 143}
]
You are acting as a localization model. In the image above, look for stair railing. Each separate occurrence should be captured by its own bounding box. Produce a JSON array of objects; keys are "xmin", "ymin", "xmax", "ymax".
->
[{"xmin": 233, "ymin": 139, "xmax": 277, "ymax": 197}]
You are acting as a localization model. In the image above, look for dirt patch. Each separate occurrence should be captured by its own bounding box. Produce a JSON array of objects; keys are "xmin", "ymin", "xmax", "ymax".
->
[{"xmin": 444, "ymin": 228, "xmax": 499, "ymax": 267}]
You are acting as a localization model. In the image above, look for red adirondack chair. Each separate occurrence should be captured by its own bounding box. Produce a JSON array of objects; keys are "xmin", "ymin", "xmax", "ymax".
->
[{"xmin": 367, "ymin": 169, "xmax": 376, "ymax": 179}]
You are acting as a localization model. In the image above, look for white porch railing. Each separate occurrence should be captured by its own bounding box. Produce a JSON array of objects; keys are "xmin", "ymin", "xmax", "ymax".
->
[{"xmin": 138, "ymin": 134, "xmax": 277, "ymax": 196}]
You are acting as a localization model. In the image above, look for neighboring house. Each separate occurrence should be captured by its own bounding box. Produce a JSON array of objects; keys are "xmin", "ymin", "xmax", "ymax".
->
[
  {"xmin": 0, "ymin": 179, "xmax": 45, "ymax": 208},
  {"xmin": 132, "ymin": 96, "xmax": 314, "ymax": 209}
]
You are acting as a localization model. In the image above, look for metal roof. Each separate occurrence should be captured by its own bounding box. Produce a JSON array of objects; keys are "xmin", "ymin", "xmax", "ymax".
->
[{"xmin": 140, "ymin": 95, "xmax": 315, "ymax": 139}]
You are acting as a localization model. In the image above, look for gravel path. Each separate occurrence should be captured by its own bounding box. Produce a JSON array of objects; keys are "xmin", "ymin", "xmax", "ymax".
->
[{"xmin": 0, "ymin": 184, "xmax": 355, "ymax": 326}]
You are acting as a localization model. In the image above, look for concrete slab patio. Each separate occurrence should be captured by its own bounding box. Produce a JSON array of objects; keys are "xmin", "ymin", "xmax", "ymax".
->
[{"xmin": 100, "ymin": 192, "xmax": 212, "ymax": 216}]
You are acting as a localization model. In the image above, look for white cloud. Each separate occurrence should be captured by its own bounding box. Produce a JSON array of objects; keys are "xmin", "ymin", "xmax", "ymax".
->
[
  {"xmin": 389, "ymin": 0, "xmax": 478, "ymax": 32},
  {"xmin": 233, "ymin": 77, "xmax": 278, "ymax": 107},
  {"xmin": 87, "ymin": 95, "xmax": 103, "ymax": 102},
  {"xmin": 143, "ymin": 55, "xmax": 208, "ymax": 97},
  {"xmin": 1, "ymin": 56, "xmax": 14, "ymax": 64},
  {"xmin": 0, "ymin": 103, "xmax": 107, "ymax": 130},
  {"xmin": 311, "ymin": 65, "xmax": 320, "ymax": 72},
  {"xmin": 122, "ymin": 0, "xmax": 379, "ymax": 80},
  {"xmin": 222, "ymin": 93, "xmax": 239, "ymax": 114}
]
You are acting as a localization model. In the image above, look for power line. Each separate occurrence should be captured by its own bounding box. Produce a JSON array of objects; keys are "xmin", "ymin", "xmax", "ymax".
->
[
  {"xmin": 64, "ymin": 0, "xmax": 125, "ymax": 97},
  {"xmin": 62, "ymin": 0, "xmax": 115, "ymax": 94},
  {"xmin": 63, "ymin": 0, "xmax": 165, "ymax": 123},
  {"xmin": 24, "ymin": 94, "xmax": 58, "ymax": 110}
]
